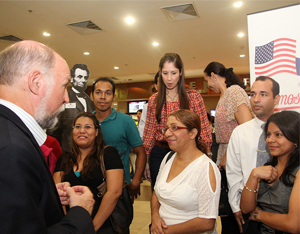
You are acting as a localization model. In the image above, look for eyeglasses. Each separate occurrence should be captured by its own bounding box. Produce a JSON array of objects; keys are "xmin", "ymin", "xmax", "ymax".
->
[
  {"xmin": 162, "ymin": 125, "xmax": 188, "ymax": 134},
  {"xmin": 73, "ymin": 125, "xmax": 96, "ymax": 131}
]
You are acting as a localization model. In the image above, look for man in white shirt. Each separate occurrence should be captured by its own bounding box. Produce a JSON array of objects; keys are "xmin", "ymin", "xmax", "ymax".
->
[
  {"xmin": 138, "ymin": 71, "xmax": 159, "ymax": 138},
  {"xmin": 226, "ymin": 76, "xmax": 280, "ymax": 233},
  {"xmin": 0, "ymin": 40, "xmax": 95, "ymax": 234}
]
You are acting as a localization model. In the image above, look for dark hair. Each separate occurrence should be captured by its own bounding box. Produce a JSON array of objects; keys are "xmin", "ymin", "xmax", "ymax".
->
[
  {"xmin": 204, "ymin": 62, "xmax": 245, "ymax": 89},
  {"xmin": 137, "ymin": 109, "xmax": 142, "ymax": 114},
  {"xmin": 264, "ymin": 111, "xmax": 300, "ymax": 186},
  {"xmin": 155, "ymin": 53, "xmax": 190, "ymax": 123},
  {"xmin": 60, "ymin": 112, "xmax": 106, "ymax": 181},
  {"xmin": 92, "ymin": 77, "xmax": 116, "ymax": 95},
  {"xmin": 70, "ymin": 64, "xmax": 90, "ymax": 78},
  {"xmin": 255, "ymin": 76, "xmax": 280, "ymax": 98},
  {"xmin": 168, "ymin": 109, "xmax": 207, "ymax": 154},
  {"xmin": 154, "ymin": 71, "xmax": 159, "ymax": 85}
]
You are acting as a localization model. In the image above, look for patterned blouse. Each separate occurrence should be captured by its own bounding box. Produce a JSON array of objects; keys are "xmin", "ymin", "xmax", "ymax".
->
[
  {"xmin": 143, "ymin": 89, "xmax": 212, "ymax": 154},
  {"xmin": 215, "ymin": 85, "xmax": 254, "ymax": 161}
]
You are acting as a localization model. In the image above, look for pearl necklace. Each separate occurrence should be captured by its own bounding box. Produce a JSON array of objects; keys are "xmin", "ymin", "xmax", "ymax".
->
[{"xmin": 166, "ymin": 92, "xmax": 178, "ymax": 101}]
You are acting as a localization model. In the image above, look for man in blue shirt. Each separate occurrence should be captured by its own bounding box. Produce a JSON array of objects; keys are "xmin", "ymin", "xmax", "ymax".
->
[{"xmin": 91, "ymin": 77, "xmax": 146, "ymax": 200}]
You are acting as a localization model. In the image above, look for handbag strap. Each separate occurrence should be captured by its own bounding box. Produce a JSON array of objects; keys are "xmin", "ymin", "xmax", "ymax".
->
[{"xmin": 99, "ymin": 146, "xmax": 126, "ymax": 186}]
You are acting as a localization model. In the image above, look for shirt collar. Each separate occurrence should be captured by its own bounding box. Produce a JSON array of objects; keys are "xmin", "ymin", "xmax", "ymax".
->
[
  {"xmin": 0, "ymin": 99, "xmax": 47, "ymax": 146},
  {"xmin": 253, "ymin": 117, "xmax": 265, "ymax": 129}
]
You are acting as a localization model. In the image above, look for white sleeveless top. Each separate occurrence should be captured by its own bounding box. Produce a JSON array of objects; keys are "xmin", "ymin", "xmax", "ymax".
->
[{"xmin": 154, "ymin": 152, "xmax": 221, "ymax": 234}]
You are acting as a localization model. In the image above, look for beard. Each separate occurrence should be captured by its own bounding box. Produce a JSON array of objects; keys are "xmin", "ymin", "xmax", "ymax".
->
[
  {"xmin": 34, "ymin": 84, "xmax": 65, "ymax": 129},
  {"xmin": 35, "ymin": 102, "xmax": 65, "ymax": 129}
]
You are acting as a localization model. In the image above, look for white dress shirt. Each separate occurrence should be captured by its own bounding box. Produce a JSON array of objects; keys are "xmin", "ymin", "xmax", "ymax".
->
[
  {"xmin": 138, "ymin": 103, "xmax": 148, "ymax": 138},
  {"xmin": 226, "ymin": 117, "xmax": 265, "ymax": 213},
  {"xmin": 0, "ymin": 99, "xmax": 46, "ymax": 146}
]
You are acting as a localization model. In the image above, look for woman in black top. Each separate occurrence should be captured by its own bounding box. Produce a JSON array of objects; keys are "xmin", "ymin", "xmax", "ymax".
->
[{"xmin": 53, "ymin": 112, "xmax": 124, "ymax": 233}]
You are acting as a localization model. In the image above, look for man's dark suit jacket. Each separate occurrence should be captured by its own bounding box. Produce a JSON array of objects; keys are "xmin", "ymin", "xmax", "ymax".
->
[
  {"xmin": 0, "ymin": 105, "xmax": 95, "ymax": 234},
  {"xmin": 47, "ymin": 89, "xmax": 95, "ymax": 152}
]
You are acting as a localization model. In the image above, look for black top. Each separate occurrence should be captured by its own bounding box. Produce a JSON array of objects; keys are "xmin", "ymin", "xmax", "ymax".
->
[{"xmin": 54, "ymin": 146, "xmax": 123, "ymax": 230}]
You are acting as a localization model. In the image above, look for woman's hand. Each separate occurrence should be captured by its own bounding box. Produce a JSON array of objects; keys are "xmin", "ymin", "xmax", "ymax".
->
[
  {"xmin": 151, "ymin": 214, "xmax": 167, "ymax": 234},
  {"xmin": 252, "ymin": 166, "xmax": 277, "ymax": 184},
  {"xmin": 249, "ymin": 207, "xmax": 261, "ymax": 221}
]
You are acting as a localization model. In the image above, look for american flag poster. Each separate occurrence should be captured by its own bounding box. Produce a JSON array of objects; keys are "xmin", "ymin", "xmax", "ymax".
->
[{"xmin": 248, "ymin": 4, "xmax": 300, "ymax": 112}]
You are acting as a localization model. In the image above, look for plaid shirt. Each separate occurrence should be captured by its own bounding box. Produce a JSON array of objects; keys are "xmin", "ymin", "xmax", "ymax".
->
[{"xmin": 143, "ymin": 89, "xmax": 212, "ymax": 154}]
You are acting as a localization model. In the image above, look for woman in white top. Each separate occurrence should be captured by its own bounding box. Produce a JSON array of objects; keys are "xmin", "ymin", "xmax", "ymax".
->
[{"xmin": 151, "ymin": 110, "xmax": 221, "ymax": 234}]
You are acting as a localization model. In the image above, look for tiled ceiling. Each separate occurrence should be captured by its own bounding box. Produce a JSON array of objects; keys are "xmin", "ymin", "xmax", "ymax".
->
[{"xmin": 0, "ymin": 0, "xmax": 299, "ymax": 85}]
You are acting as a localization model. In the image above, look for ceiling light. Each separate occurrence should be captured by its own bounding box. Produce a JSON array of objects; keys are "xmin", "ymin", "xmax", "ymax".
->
[
  {"xmin": 153, "ymin": 42, "xmax": 159, "ymax": 46},
  {"xmin": 43, "ymin": 32, "xmax": 50, "ymax": 36},
  {"xmin": 240, "ymin": 54, "xmax": 245, "ymax": 57},
  {"xmin": 234, "ymin": 2, "xmax": 243, "ymax": 7},
  {"xmin": 126, "ymin": 17, "xmax": 135, "ymax": 24},
  {"xmin": 237, "ymin": 33, "xmax": 244, "ymax": 37},
  {"xmin": 114, "ymin": 67, "xmax": 119, "ymax": 70},
  {"xmin": 83, "ymin": 52, "xmax": 89, "ymax": 55}
]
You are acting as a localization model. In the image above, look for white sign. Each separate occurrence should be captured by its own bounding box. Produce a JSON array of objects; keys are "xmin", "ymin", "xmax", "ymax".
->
[{"xmin": 248, "ymin": 4, "xmax": 300, "ymax": 112}]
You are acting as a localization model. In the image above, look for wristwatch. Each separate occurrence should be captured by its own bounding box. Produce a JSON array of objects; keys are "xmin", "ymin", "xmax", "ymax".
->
[{"xmin": 253, "ymin": 209, "xmax": 262, "ymax": 220}]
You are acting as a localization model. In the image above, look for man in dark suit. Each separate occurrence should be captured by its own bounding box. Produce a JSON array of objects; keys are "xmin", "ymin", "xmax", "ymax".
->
[
  {"xmin": 0, "ymin": 40, "xmax": 95, "ymax": 234},
  {"xmin": 47, "ymin": 64, "xmax": 95, "ymax": 152}
]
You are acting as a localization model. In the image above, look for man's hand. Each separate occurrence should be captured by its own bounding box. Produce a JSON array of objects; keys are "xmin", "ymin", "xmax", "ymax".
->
[
  {"xmin": 144, "ymin": 162, "xmax": 151, "ymax": 182},
  {"xmin": 66, "ymin": 186, "xmax": 95, "ymax": 216},
  {"xmin": 127, "ymin": 179, "xmax": 141, "ymax": 203},
  {"xmin": 218, "ymin": 154, "xmax": 226, "ymax": 171},
  {"xmin": 56, "ymin": 182, "xmax": 71, "ymax": 205},
  {"xmin": 234, "ymin": 211, "xmax": 245, "ymax": 233}
]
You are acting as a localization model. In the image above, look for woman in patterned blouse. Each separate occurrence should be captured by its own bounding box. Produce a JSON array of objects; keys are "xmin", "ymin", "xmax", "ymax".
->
[
  {"xmin": 204, "ymin": 61, "xmax": 254, "ymax": 234},
  {"xmin": 143, "ymin": 53, "xmax": 212, "ymax": 190}
]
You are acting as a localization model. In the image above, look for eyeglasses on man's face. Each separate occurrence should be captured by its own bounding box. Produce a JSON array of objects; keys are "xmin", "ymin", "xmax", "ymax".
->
[
  {"xmin": 162, "ymin": 125, "xmax": 188, "ymax": 134},
  {"xmin": 73, "ymin": 125, "xmax": 96, "ymax": 131}
]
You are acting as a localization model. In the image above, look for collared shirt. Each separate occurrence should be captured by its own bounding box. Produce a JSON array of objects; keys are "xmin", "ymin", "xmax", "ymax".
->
[
  {"xmin": 93, "ymin": 108, "xmax": 143, "ymax": 183},
  {"xmin": 226, "ymin": 117, "xmax": 265, "ymax": 213},
  {"xmin": 72, "ymin": 87, "xmax": 87, "ymax": 111},
  {"xmin": 0, "ymin": 99, "xmax": 46, "ymax": 146}
]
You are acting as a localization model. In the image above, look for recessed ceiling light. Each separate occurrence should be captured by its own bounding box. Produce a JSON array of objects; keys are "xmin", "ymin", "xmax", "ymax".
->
[
  {"xmin": 43, "ymin": 32, "xmax": 50, "ymax": 36},
  {"xmin": 240, "ymin": 54, "xmax": 245, "ymax": 57},
  {"xmin": 114, "ymin": 67, "xmax": 119, "ymax": 70},
  {"xmin": 126, "ymin": 17, "xmax": 135, "ymax": 24},
  {"xmin": 153, "ymin": 42, "xmax": 159, "ymax": 46},
  {"xmin": 83, "ymin": 52, "xmax": 90, "ymax": 55},
  {"xmin": 234, "ymin": 2, "xmax": 243, "ymax": 7},
  {"xmin": 237, "ymin": 33, "xmax": 244, "ymax": 37}
]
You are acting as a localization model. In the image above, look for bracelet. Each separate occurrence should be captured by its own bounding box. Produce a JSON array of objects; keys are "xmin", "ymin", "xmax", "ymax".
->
[
  {"xmin": 244, "ymin": 185, "xmax": 258, "ymax": 193},
  {"xmin": 253, "ymin": 209, "xmax": 262, "ymax": 220}
]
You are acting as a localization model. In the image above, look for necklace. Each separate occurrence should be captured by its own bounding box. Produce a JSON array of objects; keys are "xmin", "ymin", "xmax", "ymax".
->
[{"xmin": 166, "ymin": 92, "xmax": 178, "ymax": 101}]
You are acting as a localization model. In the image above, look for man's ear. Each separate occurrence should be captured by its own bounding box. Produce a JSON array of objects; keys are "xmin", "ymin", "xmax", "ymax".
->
[
  {"xmin": 28, "ymin": 70, "xmax": 44, "ymax": 95},
  {"xmin": 90, "ymin": 92, "xmax": 94, "ymax": 101},
  {"xmin": 113, "ymin": 94, "xmax": 116, "ymax": 102},
  {"xmin": 274, "ymin": 94, "xmax": 280, "ymax": 106}
]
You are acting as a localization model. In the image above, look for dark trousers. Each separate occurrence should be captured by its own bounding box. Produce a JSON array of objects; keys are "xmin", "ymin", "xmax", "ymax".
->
[
  {"xmin": 221, "ymin": 214, "xmax": 249, "ymax": 234},
  {"xmin": 149, "ymin": 145, "xmax": 171, "ymax": 191}
]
